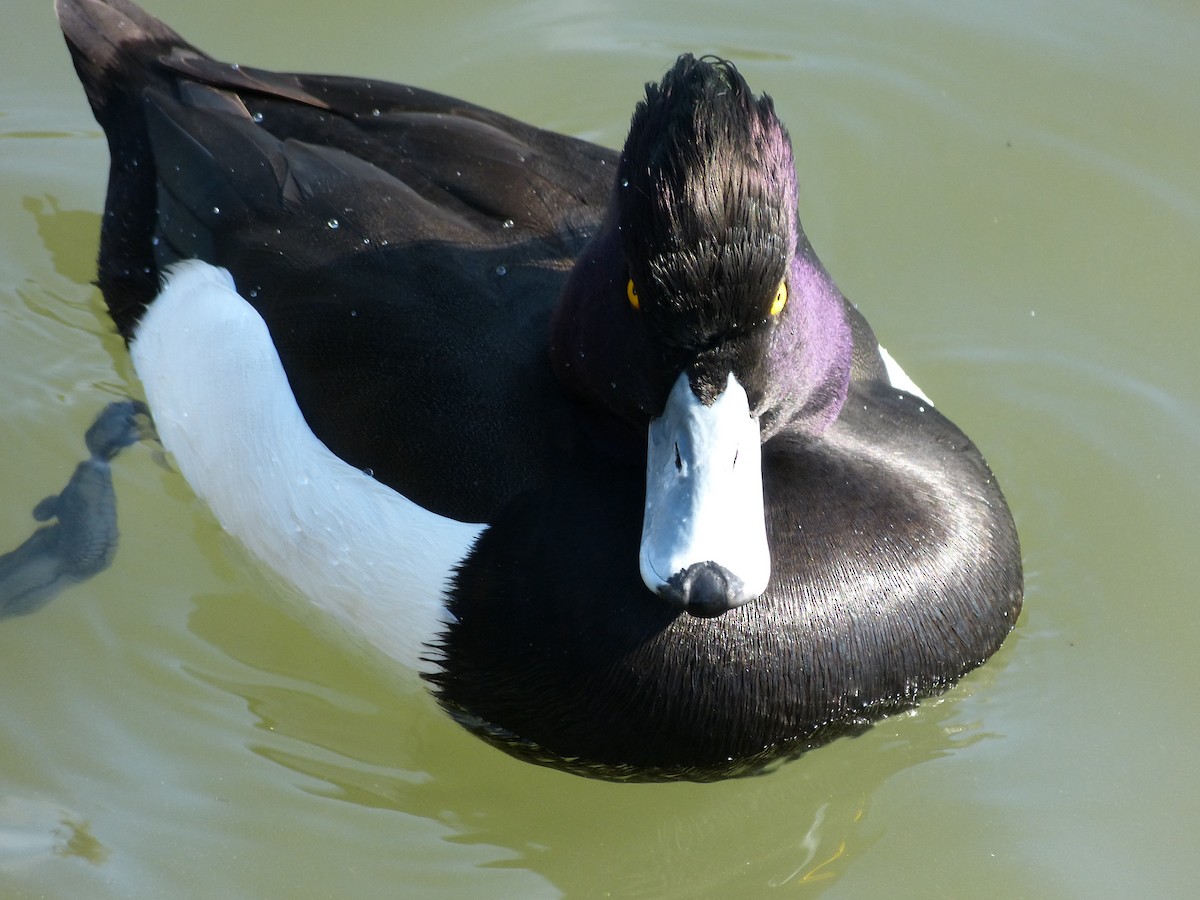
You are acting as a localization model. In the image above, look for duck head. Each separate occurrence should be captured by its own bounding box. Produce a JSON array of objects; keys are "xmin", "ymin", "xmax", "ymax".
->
[{"xmin": 550, "ymin": 55, "xmax": 852, "ymax": 618}]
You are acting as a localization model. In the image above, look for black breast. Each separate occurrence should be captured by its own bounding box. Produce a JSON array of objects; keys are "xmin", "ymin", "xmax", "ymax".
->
[{"xmin": 430, "ymin": 384, "xmax": 1022, "ymax": 780}]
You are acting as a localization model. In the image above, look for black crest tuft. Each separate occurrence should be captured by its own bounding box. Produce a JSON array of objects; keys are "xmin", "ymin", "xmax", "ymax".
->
[{"xmin": 617, "ymin": 55, "xmax": 798, "ymax": 350}]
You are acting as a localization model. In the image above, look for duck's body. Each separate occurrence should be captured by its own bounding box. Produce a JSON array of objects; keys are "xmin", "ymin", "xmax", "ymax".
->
[{"xmin": 59, "ymin": 0, "xmax": 1021, "ymax": 779}]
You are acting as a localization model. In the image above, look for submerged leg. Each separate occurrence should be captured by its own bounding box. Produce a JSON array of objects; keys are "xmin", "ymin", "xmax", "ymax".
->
[{"xmin": 0, "ymin": 400, "xmax": 149, "ymax": 618}]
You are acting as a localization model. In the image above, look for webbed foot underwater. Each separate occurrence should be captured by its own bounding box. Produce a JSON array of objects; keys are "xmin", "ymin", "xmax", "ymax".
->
[{"xmin": 56, "ymin": 0, "xmax": 1022, "ymax": 780}]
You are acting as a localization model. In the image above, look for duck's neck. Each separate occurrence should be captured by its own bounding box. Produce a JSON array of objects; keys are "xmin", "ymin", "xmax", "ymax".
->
[{"xmin": 758, "ymin": 239, "xmax": 853, "ymax": 440}]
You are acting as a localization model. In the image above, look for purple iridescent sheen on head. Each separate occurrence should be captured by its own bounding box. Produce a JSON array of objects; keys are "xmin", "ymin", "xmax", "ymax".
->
[
  {"xmin": 615, "ymin": 54, "xmax": 852, "ymax": 435},
  {"xmin": 551, "ymin": 54, "xmax": 853, "ymax": 440},
  {"xmin": 761, "ymin": 248, "xmax": 853, "ymax": 439},
  {"xmin": 747, "ymin": 109, "xmax": 853, "ymax": 440}
]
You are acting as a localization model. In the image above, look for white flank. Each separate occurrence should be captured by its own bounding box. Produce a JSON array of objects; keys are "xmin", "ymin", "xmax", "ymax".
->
[
  {"xmin": 131, "ymin": 260, "xmax": 485, "ymax": 674},
  {"xmin": 879, "ymin": 345, "xmax": 933, "ymax": 405}
]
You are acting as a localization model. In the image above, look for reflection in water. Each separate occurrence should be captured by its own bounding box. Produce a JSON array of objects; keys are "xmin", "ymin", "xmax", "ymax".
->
[
  {"xmin": 22, "ymin": 195, "xmax": 102, "ymax": 287},
  {"xmin": 0, "ymin": 401, "xmax": 148, "ymax": 618},
  {"xmin": 183, "ymin": 577, "xmax": 1007, "ymax": 896},
  {"xmin": 0, "ymin": 795, "xmax": 109, "ymax": 872},
  {"xmin": 767, "ymin": 801, "xmax": 851, "ymax": 887}
]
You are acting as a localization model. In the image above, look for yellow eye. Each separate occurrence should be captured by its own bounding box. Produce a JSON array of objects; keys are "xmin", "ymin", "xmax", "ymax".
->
[
  {"xmin": 627, "ymin": 278, "xmax": 640, "ymax": 310},
  {"xmin": 769, "ymin": 280, "xmax": 788, "ymax": 316}
]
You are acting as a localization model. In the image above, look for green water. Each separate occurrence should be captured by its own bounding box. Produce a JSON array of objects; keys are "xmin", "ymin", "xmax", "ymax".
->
[{"xmin": 3, "ymin": 0, "xmax": 1199, "ymax": 896}]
